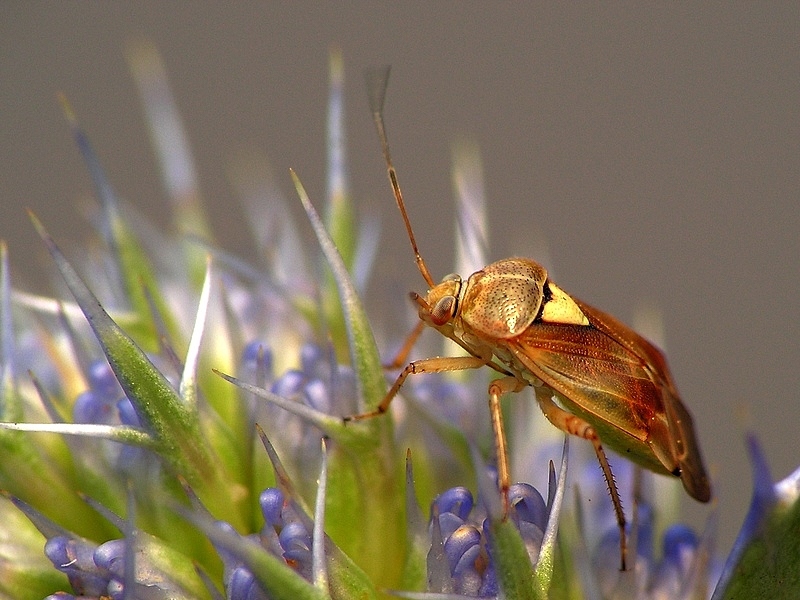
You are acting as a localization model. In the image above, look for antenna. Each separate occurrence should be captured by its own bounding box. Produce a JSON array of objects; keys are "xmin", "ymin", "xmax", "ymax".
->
[{"xmin": 366, "ymin": 67, "xmax": 436, "ymax": 288}]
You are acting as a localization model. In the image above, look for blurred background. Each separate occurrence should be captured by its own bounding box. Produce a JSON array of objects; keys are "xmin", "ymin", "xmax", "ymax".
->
[{"xmin": 2, "ymin": 3, "xmax": 798, "ymax": 554}]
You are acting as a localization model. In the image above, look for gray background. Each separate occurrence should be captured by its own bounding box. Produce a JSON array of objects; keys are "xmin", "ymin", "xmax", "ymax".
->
[{"xmin": 2, "ymin": 4, "xmax": 798, "ymax": 554}]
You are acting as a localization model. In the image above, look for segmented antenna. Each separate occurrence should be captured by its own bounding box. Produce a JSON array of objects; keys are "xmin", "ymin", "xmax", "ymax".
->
[{"xmin": 366, "ymin": 67, "xmax": 436, "ymax": 288}]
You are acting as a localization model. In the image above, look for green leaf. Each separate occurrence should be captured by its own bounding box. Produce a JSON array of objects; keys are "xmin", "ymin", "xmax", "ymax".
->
[
  {"xmin": 534, "ymin": 438, "xmax": 569, "ymax": 598},
  {"xmin": 188, "ymin": 507, "xmax": 330, "ymax": 600},
  {"xmin": 712, "ymin": 436, "xmax": 800, "ymax": 599},
  {"xmin": 0, "ymin": 495, "xmax": 69, "ymax": 597},
  {"xmin": 291, "ymin": 172, "xmax": 386, "ymax": 423},
  {"xmin": 0, "ymin": 241, "xmax": 21, "ymax": 422},
  {"xmin": 28, "ymin": 213, "xmax": 247, "ymax": 531},
  {"xmin": 320, "ymin": 49, "xmax": 358, "ymax": 362},
  {"xmin": 0, "ymin": 243, "xmax": 117, "ymax": 539},
  {"xmin": 315, "ymin": 439, "xmax": 379, "ymax": 600},
  {"xmin": 491, "ymin": 517, "xmax": 540, "ymax": 600},
  {"xmin": 473, "ymin": 442, "xmax": 539, "ymax": 600},
  {"xmin": 123, "ymin": 530, "xmax": 215, "ymax": 599},
  {"xmin": 397, "ymin": 451, "xmax": 429, "ymax": 592},
  {"xmin": 58, "ymin": 94, "xmax": 181, "ymax": 349},
  {"xmin": 292, "ymin": 171, "xmax": 405, "ymax": 589},
  {"xmin": 324, "ymin": 49, "xmax": 356, "ymax": 268},
  {"xmin": 127, "ymin": 40, "xmax": 212, "ymax": 286}
]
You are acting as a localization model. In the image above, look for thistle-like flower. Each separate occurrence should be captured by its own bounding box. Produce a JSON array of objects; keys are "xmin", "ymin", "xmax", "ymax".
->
[{"xmin": 0, "ymin": 43, "xmax": 797, "ymax": 600}]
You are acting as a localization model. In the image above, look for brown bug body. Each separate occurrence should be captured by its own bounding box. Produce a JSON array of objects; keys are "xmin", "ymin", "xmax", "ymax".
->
[
  {"xmin": 349, "ymin": 68, "xmax": 711, "ymax": 570},
  {"xmin": 422, "ymin": 257, "xmax": 710, "ymax": 503}
]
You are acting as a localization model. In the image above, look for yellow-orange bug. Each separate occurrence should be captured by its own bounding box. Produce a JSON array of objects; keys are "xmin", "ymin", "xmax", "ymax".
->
[{"xmin": 346, "ymin": 68, "xmax": 711, "ymax": 571}]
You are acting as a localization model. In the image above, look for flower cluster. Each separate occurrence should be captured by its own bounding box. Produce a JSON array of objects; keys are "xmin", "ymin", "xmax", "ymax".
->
[{"xmin": 0, "ymin": 44, "xmax": 797, "ymax": 600}]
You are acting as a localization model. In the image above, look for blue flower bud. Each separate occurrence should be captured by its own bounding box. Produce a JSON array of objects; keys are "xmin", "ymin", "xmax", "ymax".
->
[
  {"xmin": 228, "ymin": 565, "xmax": 269, "ymax": 600},
  {"xmin": 271, "ymin": 369, "xmax": 305, "ymax": 398},
  {"xmin": 86, "ymin": 359, "xmax": 121, "ymax": 397},
  {"xmin": 259, "ymin": 488, "xmax": 285, "ymax": 528},
  {"xmin": 662, "ymin": 523, "xmax": 698, "ymax": 567},
  {"xmin": 44, "ymin": 536, "xmax": 109, "ymax": 596},
  {"xmin": 508, "ymin": 482, "xmax": 547, "ymax": 530},
  {"xmin": 300, "ymin": 343, "xmax": 327, "ymax": 377},
  {"xmin": 434, "ymin": 486, "xmax": 473, "ymax": 520}
]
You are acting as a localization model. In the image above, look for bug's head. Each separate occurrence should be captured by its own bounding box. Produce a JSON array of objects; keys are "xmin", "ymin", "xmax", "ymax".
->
[{"xmin": 414, "ymin": 273, "xmax": 464, "ymax": 328}]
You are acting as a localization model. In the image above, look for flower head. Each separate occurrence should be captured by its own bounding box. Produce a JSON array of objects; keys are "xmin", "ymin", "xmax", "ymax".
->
[{"xmin": 0, "ymin": 44, "xmax": 797, "ymax": 600}]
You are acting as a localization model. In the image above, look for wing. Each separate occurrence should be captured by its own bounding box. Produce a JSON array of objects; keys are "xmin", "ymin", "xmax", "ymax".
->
[
  {"xmin": 508, "ymin": 313, "xmax": 667, "ymax": 447},
  {"xmin": 573, "ymin": 299, "xmax": 711, "ymax": 502},
  {"xmin": 506, "ymin": 297, "xmax": 711, "ymax": 501}
]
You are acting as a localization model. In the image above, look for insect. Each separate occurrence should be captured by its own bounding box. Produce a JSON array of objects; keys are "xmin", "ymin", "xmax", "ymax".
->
[{"xmin": 345, "ymin": 68, "xmax": 711, "ymax": 571}]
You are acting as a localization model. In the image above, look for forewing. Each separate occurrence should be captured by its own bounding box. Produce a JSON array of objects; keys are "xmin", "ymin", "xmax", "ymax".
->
[
  {"xmin": 513, "ymin": 298, "xmax": 712, "ymax": 501},
  {"xmin": 574, "ymin": 299, "xmax": 711, "ymax": 500},
  {"xmin": 508, "ymin": 320, "xmax": 664, "ymax": 443}
]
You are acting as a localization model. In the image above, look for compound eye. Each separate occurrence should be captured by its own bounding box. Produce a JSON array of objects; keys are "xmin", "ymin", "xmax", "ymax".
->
[
  {"xmin": 431, "ymin": 296, "xmax": 457, "ymax": 325},
  {"xmin": 441, "ymin": 273, "xmax": 461, "ymax": 283}
]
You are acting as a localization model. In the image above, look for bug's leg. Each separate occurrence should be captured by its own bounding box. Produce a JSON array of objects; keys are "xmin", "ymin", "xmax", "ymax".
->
[
  {"xmin": 343, "ymin": 355, "xmax": 487, "ymax": 422},
  {"xmin": 383, "ymin": 320, "xmax": 426, "ymax": 370},
  {"xmin": 488, "ymin": 376, "xmax": 526, "ymax": 517},
  {"xmin": 534, "ymin": 387, "xmax": 628, "ymax": 571}
]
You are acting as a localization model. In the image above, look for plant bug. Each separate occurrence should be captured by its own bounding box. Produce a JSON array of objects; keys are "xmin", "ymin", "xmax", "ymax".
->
[{"xmin": 346, "ymin": 68, "xmax": 712, "ymax": 571}]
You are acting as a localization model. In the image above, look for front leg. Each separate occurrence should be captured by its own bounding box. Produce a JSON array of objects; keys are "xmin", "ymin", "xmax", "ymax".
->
[
  {"xmin": 343, "ymin": 355, "xmax": 488, "ymax": 422},
  {"xmin": 383, "ymin": 321, "xmax": 426, "ymax": 370}
]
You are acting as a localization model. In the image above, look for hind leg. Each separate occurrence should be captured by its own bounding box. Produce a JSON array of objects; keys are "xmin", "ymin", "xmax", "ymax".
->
[{"xmin": 534, "ymin": 386, "xmax": 628, "ymax": 571}]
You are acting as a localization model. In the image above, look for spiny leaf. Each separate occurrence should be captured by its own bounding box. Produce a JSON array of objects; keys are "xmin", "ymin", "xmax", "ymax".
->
[
  {"xmin": 292, "ymin": 170, "xmax": 405, "ymax": 588},
  {"xmin": 28, "ymin": 212, "xmax": 247, "ymax": 530},
  {"xmin": 712, "ymin": 436, "xmax": 800, "ymax": 599},
  {"xmin": 58, "ymin": 93, "xmax": 181, "ymax": 348}
]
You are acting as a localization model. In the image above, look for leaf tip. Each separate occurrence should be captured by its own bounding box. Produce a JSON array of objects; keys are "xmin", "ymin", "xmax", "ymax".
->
[
  {"xmin": 56, "ymin": 91, "xmax": 79, "ymax": 128},
  {"xmin": 26, "ymin": 210, "xmax": 49, "ymax": 242}
]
